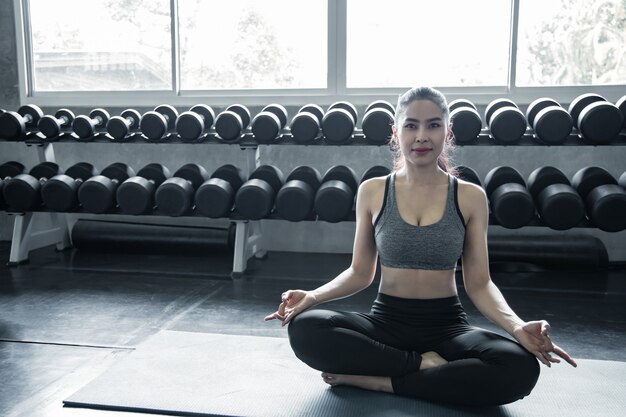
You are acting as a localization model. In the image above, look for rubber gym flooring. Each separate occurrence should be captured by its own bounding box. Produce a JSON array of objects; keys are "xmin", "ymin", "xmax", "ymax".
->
[{"xmin": 1, "ymin": 241, "xmax": 625, "ymax": 417}]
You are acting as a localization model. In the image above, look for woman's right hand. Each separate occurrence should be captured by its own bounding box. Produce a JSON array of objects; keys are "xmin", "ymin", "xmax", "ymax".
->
[{"xmin": 264, "ymin": 290, "xmax": 317, "ymax": 326}]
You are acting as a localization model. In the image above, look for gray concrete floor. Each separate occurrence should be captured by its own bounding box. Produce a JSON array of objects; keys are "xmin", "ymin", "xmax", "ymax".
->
[{"xmin": 1, "ymin": 242, "xmax": 625, "ymax": 417}]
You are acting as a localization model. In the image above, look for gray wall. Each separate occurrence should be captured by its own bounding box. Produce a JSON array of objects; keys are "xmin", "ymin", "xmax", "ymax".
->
[{"xmin": 1, "ymin": 0, "xmax": 625, "ymax": 262}]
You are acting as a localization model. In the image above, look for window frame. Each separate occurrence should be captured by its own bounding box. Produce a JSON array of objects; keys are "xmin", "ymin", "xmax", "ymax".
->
[{"xmin": 13, "ymin": 0, "xmax": 626, "ymax": 108}]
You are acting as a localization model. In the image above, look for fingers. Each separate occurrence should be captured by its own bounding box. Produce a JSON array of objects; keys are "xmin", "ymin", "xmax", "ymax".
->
[{"xmin": 553, "ymin": 344, "xmax": 578, "ymax": 367}]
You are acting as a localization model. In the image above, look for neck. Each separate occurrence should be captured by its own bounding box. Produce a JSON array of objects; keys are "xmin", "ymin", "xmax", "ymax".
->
[{"xmin": 398, "ymin": 164, "xmax": 446, "ymax": 186}]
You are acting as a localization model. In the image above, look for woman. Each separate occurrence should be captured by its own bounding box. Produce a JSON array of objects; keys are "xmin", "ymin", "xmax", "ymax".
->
[{"xmin": 265, "ymin": 87, "xmax": 577, "ymax": 406}]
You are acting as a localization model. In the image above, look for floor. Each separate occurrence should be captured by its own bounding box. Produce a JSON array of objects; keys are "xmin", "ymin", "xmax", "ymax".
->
[{"xmin": 1, "ymin": 241, "xmax": 625, "ymax": 417}]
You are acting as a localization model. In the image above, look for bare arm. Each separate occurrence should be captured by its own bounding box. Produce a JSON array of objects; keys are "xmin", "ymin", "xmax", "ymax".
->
[
  {"xmin": 265, "ymin": 179, "xmax": 380, "ymax": 324},
  {"xmin": 461, "ymin": 183, "xmax": 576, "ymax": 367}
]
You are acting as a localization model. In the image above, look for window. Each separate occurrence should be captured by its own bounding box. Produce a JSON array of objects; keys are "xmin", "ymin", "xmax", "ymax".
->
[
  {"xmin": 516, "ymin": 0, "xmax": 626, "ymax": 86},
  {"xmin": 346, "ymin": 0, "xmax": 511, "ymax": 88},
  {"xmin": 29, "ymin": 0, "xmax": 172, "ymax": 91},
  {"xmin": 178, "ymin": 0, "xmax": 327, "ymax": 90}
]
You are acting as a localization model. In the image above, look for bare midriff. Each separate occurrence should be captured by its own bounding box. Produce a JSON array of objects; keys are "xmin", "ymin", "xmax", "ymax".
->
[{"xmin": 378, "ymin": 266, "xmax": 458, "ymax": 299}]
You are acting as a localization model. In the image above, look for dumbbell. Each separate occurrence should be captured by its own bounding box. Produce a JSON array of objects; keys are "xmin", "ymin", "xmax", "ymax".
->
[
  {"xmin": 360, "ymin": 165, "xmax": 391, "ymax": 182},
  {"xmin": 155, "ymin": 163, "xmax": 210, "ymax": 216},
  {"xmin": 455, "ymin": 166, "xmax": 482, "ymax": 187},
  {"xmin": 116, "ymin": 163, "xmax": 171, "ymax": 215},
  {"xmin": 72, "ymin": 109, "xmax": 110, "ymax": 140},
  {"xmin": 140, "ymin": 105, "xmax": 179, "ymax": 142},
  {"xmin": 78, "ymin": 163, "xmax": 135, "ymax": 214},
  {"xmin": 571, "ymin": 167, "xmax": 626, "ymax": 232},
  {"xmin": 484, "ymin": 99, "xmax": 527, "ymax": 144},
  {"xmin": 617, "ymin": 95, "xmax": 626, "ymax": 129},
  {"xmin": 484, "ymin": 166, "xmax": 535, "ymax": 229},
  {"xmin": 449, "ymin": 99, "xmax": 482, "ymax": 145},
  {"xmin": 0, "ymin": 104, "xmax": 44, "ymax": 139},
  {"xmin": 195, "ymin": 165, "xmax": 246, "ymax": 218},
  {"xmin": 525, "ymin": 98, "xmax": 573, "ymax": 145},
  {"xmin": 215, "ymin": 104, "xmax": 251, "ymax": 143},
  {"xmin": 175, "ymin": 104, "xmax": 215, "ymax": 143},
  {"xmin": 2, "ymin": 162, "xmax": 62, "ymax": 211},
  {"xmin": 106, "ymin": 110, "xmax": 142, "ymax": 142},
  {"xmin": 41, "ymin": 163, "xmax": 99, "ymax": 212},
  {"xmin": 235, "ymin": 165, "xmax": 285, "ymax": 220},
  {"xmin": 526, "ymin": 166, "xmax": 585, "ymax": 230},
  {"xmin": 322, "ymin": 101, "xmax": 358, "ymax": 144},
  {"xmin": 275, "ymin": 166, "xmax": 322, "ymax": 222},
  {"xmin": 290, "ymin": 104, "xmax": 325, "ymax": 144},
  {"xmin": 567, "ymin": 93, "xmax": 623, "ymax": 144},
  {"xmin": 0, "ymin": 161, "xmax": 27, "ymax": 210},
  {"xmin": 361, "ymin": 100, "xmax": 395, "ymax": 145},
  {"xmin": 38, "ymin": 109, "xmax": 75, "ymax": 140},
  {"xmin": 314, "ymin": 166, "xmax": 359, "ymax": 223},
  {"xmin": 251, "ymin": 104, "xmax": 288, "ymax": 144}
]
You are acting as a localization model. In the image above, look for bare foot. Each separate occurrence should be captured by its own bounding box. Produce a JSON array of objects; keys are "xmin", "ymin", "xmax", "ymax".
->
[
  {"xmin": 419, "ymin": 351, "xmax": 448, "ymax": 370},
  {"xmin": 321, "ymin": 373, "xmax": 393, "ymax": 393}
]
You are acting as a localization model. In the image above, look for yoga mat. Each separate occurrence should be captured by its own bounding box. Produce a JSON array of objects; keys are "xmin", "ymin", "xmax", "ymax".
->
[{"xmin": 65, "ymin": 331, "xmax": 626, "ymax": 417}]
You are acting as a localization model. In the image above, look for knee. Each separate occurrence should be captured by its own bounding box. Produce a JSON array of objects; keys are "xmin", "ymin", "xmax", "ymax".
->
[
  {"xmin": 287, "ymin": 309, "xmax": 329, "ymax": 351},
  {"xmin": 497, "ymin": 347, "xmax": 541, "ymax": 403}
]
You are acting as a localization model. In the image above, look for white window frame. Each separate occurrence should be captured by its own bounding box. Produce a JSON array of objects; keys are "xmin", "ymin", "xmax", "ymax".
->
[{"xmin": 13, "ymin": 0, "xmax": 626, "ymax": 108}]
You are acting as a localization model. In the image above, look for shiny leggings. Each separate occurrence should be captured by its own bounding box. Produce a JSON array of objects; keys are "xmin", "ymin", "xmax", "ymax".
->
[{"xmin": 287, "ymin": 293, "xmax": 540, "ymax": 406}]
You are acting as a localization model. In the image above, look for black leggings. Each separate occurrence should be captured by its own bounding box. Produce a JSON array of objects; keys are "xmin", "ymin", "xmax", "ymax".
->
[{"xmin": 287, "ymin": 293, "xmax": 540, "ymax": 406}]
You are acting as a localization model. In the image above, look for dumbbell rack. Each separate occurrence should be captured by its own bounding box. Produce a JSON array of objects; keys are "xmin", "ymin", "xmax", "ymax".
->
[
  {"xmin": 7, "ymin": 142, "xmax": 72, "ymax": 265},
  {"xmin": 5, "ymin": 137, "xmax": 266, "ymax": 279}
]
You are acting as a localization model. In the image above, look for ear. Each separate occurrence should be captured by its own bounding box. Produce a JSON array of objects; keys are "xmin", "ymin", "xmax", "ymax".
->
[
  {"xmin": 446, "ymin": 122, "xmax": 454, "ymax": 140},
  {"xmin": 391, "ymin": 125, "xmax": 398, "ymax": 141}
]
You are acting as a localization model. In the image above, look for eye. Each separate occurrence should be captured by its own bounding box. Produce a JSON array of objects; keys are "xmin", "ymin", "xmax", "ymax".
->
[
  {"xmin": 404, "ymin": 123, "xmax": 416, "ymax": 129},
  {"xmin": 429, "ymin": 122, "xmax": 441, "ymax": 129}
]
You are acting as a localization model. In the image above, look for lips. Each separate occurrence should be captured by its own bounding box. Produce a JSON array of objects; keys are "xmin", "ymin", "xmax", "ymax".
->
[{"xmin": 411, "ymin": 148, "xmax": 432, "ymax": 152}]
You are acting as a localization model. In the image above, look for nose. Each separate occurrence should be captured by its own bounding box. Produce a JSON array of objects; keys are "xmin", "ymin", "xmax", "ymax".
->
[{"xmin": 414, "ymin": 126, "xmax": 428, "ymax": 142}]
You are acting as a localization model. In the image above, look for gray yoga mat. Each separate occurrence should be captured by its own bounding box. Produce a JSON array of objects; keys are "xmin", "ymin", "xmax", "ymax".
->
[{"xmin": 65, "ymin": 331, "xmax": 626, "ymax": 417}]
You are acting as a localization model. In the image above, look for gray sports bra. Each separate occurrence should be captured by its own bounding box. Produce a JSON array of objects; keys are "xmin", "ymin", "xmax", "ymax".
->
[{"xmin": 374, "ymin": 173, "xmax": 466, "ymax": 270}]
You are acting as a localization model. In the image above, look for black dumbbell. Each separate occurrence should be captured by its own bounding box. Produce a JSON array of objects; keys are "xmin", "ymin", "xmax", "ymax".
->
[
  {"xmin": 525, "ymin": 98, "xmax": 573, "ymax": 145},
  {"xmin": 78, "ymin": 163, "xmax": 135, "ymax": 214},
  {"xmin": 195, "ymin": 165, "xmax": 246, "ymax": 218},
  {"xmin": 322, "ymin": 101, "xmax": 358, "ymax": 144},
  {"xmin": 361, "ymin": 100, "xmax": 394, "ymax": 145},
  {"xmin": 252, "ymin": 104, "xmax": 288, "ymax": 144},
  {"xmin": 0, "ymin": 104, "xmax": 44, "ymax": 140},
  {"xmin": 235, "ymin": 165, "xmax": 285, "ymax": 220},
  {"xmin": 41, "ymin": 163, "xmax": 99, "ymax": 212},
  {"xmin": 449, "ymin": 99, "xmax": 482, "ymax": 145},
  {"xmin": 571, "ymin": 167, "xmax": 626, "ymax": 232},
  {"xmin": 155, "ymin": 163, "xmax": 210, "ymax": 216},
  {"xmin": 2, "ymin": 162, "xmax": 62, "ymax": 211},
  {"xmin": 72, "ymin": 108, "xmax": 110, "ymax": 140},
  {"xmin": 568, "ymin": 93, "xmax": 623, "ymax": 144},
  {"xmin": 106, "ymin": 109, "xmax": 142, "ymax": 142},
  {"xmin": 215, "ymin": 104, "xmax": 251, "ymax": 143},
  {"xmin": 526, "ymin": 166, "xmax": 585, "ymax": 230},
  {"xmin": 116, "ymin": 163, "xmax": 171, "ymax": 215},
  {"xmin": 38, "ymin": 109, "xmax": 76, "ymax": 140},
  {"xmin": 484, "ymin": 166, "xmax": 535, "ymax": 229},
  {"xmin": 0, "ymin": 161, "xmax": 27, "ymax": 210},
  {"xmin": 290, "ymin": 104, "xmax": 324, "ymax": 144},
  {"xmin": 314, "ymin": 166, "xmax": 359, "ymax": 223},
  {"xmin": 140, "ymin": 105, "xmax": 179, "ymax": 142},
  {"xmin": 275, "ymin": 166, "xmax": 323, "ymax": 222},
  {"xmin": 455, "ymin": 166, "xmax": 482, "ymax": 187},
  {"xmin": 175, "ymin": 104, "xmax": 216, "ymax": 143},
  {"xmin": 484, "ymin": 99, "xmax": 527, "ymax": 144},
  {"xmin": 360, "ymin": 165, "xmax": 391, "ymax": 183},
  {"xmin": 617, "ymin": 95, "xmax": 626, "ymax": 129}
]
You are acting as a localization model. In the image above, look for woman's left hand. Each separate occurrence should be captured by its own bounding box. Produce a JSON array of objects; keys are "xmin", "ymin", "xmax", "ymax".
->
[{"xmin": 512, "ymin": 320, "xmax": 578, "ymax": 368}]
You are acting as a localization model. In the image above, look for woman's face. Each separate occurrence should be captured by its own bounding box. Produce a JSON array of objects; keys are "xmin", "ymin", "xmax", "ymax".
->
[{"xmin": 393, "ymin": 99, "xmax": 450, "ymax": 169}]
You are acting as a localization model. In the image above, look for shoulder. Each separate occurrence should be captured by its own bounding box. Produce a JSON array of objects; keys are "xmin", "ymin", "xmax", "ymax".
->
[
  {"xmin": 455, "ymin": 177, "xmax": 488, "ymax": 216},
  {"xmin": 357, "ymin": 175, "xmax": 388, "ymax": 211}
]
